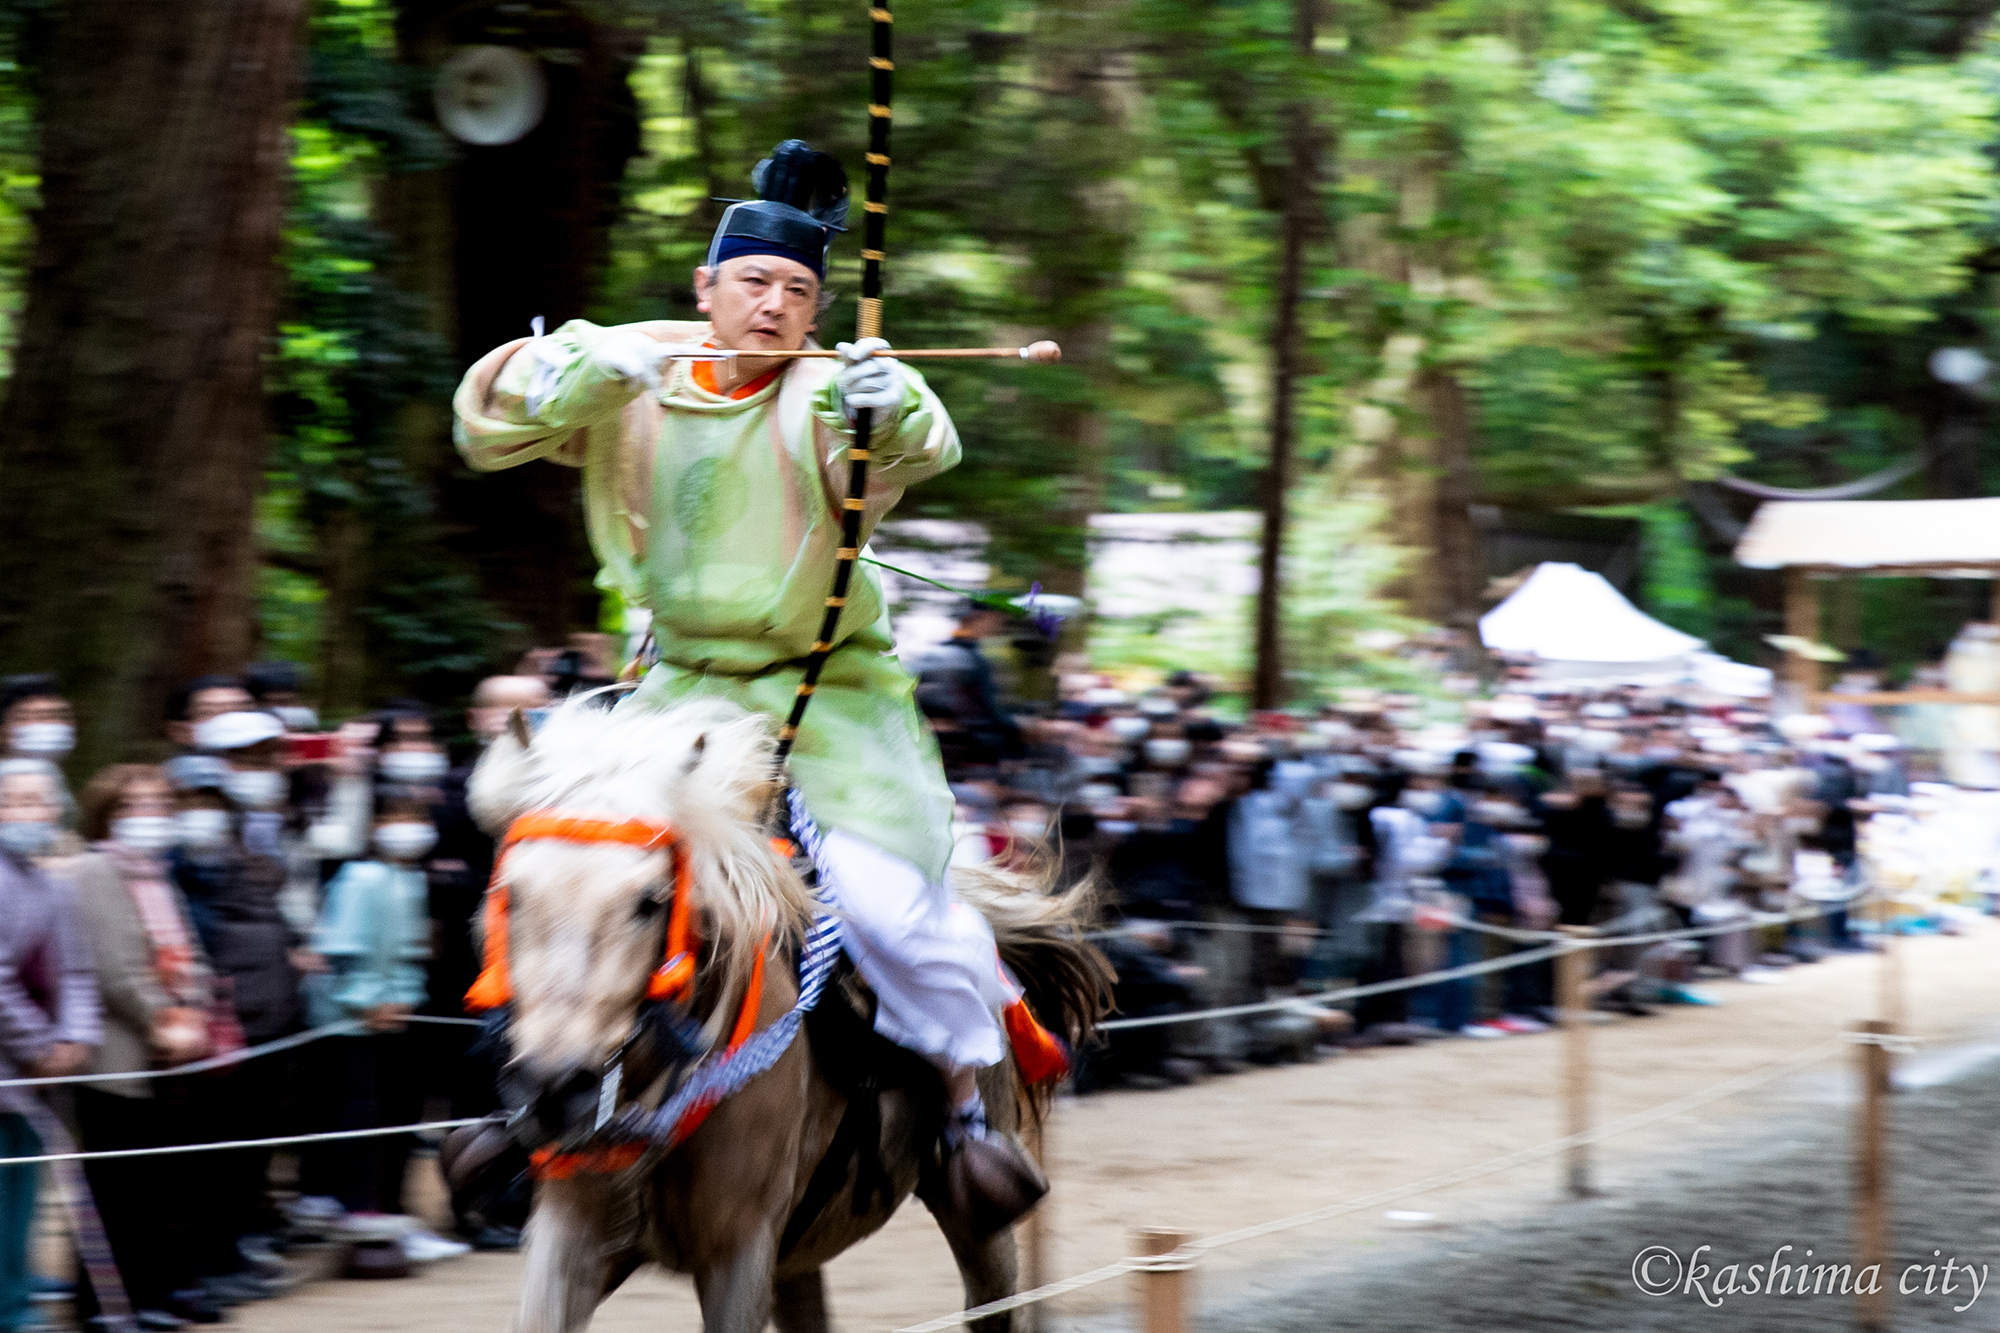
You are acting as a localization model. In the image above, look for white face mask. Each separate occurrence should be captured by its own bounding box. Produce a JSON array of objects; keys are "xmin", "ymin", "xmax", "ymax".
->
[
  {"xmin": 1107, "ymin": 717, "xmax": 1151, "ymax": 743},
  {"xmin": 10, "ymin": 722, "xmax": 74, "ymax": 758},
  {"xmin": 1007, "ymin": 818, "xmax": 1047, "ymax": 840},
  {"xmin": 1143, "ymin": 738, "xmax": 1191, "ymax": 767},
  {"xmin": 1470, "ymin": 800, "xmax": 1518, "ymax": 826},
  {"xmin": 372, "ymin": 821, "xmax": 438, "ymax": 861},
  {"xmin": 224, "ymin": 768, "xmax": 286, "ymax": 810},
  {"xmin": 1332, "ymin": 782, "xmax": 1374, "ymax": 810},
  {"xmin": 111, "ymin": 815, "xmax": 178, "ymax": 852},
  {"xmin": 379, "ymin": 750, "xmax": 448, "ymax": 783},
  {"xmin": 1400, "ymin": 790, "xmax": 1445, "ymax": 816},
  {"xmin": 176, "ymin": 808, "xmax": 233, "ymax": 849},
  {"xmin": 0, "ymin": 821, "xmax": 53, "ymax": 857},
  {"xmin": 273, "ymin": 705, "xmax": 320, "ymax": 732}
]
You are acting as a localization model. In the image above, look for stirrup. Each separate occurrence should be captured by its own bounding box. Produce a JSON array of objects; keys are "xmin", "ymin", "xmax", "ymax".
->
[{"xmin": 944, "ymin": 1132, "xmax": 1049, "ymax": 1238}]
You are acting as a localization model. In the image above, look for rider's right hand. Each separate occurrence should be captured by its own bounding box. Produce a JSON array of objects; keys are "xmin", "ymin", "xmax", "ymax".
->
[{"xmin": 590, "ymin": 329, "xmax": 679, "ymax": 393}]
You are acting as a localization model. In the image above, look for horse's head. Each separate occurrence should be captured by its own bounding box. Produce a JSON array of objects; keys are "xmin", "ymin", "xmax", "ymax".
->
[{"xmin": 467, "ymin": 696, "xmax": 813, "ymax": 1146}]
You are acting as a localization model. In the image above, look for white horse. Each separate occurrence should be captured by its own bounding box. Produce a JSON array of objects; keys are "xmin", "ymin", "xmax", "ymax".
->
[{"xmin": 461, "ymin": 696, "xmax": 1106, "ymax": 1333}]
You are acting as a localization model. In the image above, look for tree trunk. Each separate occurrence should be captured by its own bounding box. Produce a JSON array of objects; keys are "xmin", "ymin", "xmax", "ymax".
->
[
  {"xmin": 1417, "ymin": 367, "xmax": 1482, "ymax": 629},
  {"xmin": 0, "ymin": 0, "xmax": 307, "ymax": 768},
  {"xmin": 1252, "ymin": 0, "xmax": 1319, "ymax": 710},
  {"xmin": 1020, "ymin": 6, "xmax": 1137, "ymax": 607},
  {"xmin": 391, "ymin": 0, "xmax": 642, "ymax": 648}
]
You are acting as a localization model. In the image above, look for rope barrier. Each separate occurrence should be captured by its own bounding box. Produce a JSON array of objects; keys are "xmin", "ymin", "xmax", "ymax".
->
[
  {"xmin": 1096, "ymin": 902, "xmax": 1839, "ymax": 1033},
  {"xmin": 0, "ymin": 1012, "xmax": 483, "ymax": 1090},
  {"xmin": 0, "ymin": 1117, "xmax": 486, "ymax": 1167},
  {"xmin": 0, "ymin": 1020, "xmax": 363, "ymax": 1090},
  {"xmin": 892, "ymin": 1039, "xmax": 1846, "ymax": 1332},
  {"xmin": 0, "ymin": 902, "xmax": 1834, "ymax": 1087}
]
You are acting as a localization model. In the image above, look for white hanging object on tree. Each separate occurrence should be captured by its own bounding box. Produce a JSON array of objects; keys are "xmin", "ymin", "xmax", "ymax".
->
[{"xmin": 434, "ymin": 46, "xmax": 548, "ymax": 146}]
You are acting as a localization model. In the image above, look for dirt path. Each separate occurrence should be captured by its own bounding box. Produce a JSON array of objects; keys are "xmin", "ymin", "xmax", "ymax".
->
[{"xmin": 234, "ymin": 925, "xmax": 2000, "ymax": 1333}]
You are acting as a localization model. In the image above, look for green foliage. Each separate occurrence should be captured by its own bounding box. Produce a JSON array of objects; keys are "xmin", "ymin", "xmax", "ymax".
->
[
  {"xmin": 0, "ymin": 4, "xmax": 36, "ymax": 380},
  {"xmin": 3, "ymin": 0, "xmax": 1996, "ymax": 705},
  {"xmin": 260, "ymin": 0, "xmax": 504, "ymax": 708}
]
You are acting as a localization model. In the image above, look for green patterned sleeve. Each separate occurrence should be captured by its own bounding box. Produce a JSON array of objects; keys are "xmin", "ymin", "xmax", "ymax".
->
[{"xmin": 454, "ymin": 319, "xmax": 650, "ymax": 472}]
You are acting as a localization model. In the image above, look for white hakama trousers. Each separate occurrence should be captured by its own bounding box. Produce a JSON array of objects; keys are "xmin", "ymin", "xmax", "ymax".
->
[{"xmin": 818, "ymin": 828, "xmax": 1009, "ymax": 1071}]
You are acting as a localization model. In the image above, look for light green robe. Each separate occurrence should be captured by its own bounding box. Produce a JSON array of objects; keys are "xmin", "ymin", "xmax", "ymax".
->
[{"xmin": 453, "ymin": 319, "xmax": 960, "ymax": 879}]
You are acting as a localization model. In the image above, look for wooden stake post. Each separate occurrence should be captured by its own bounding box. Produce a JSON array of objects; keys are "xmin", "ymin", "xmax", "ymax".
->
[
  {"xmin": 1875, "ymin": 894, "xmax": 1904, "ymax": 1033},
  {"xmin": 1783, "ymin": 567, "xmax": 1823, "ymax": 701},
  {"xmin": 1555, "ymin": 928, "xmax": 1595, "ymax": 1198},
  {"xmin": 1133, "ymin": 1228, "xmax": 1194, "ymax": 1333},
  {"xmin": 1853, "ymin": 1019, "xmax": 1893, "ymax": 1332},
  {"xmin": 1021, "ymin": 1117, "xmax": 1048, "ymax": 1333}
]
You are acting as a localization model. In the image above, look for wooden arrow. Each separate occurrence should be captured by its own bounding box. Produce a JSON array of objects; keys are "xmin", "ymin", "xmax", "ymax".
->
[{"xmin": 667, "ymin": 340, "xmax": 1062, "ymax": 364}]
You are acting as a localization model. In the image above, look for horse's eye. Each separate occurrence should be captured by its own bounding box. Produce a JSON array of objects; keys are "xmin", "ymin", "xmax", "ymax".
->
[{"xmin": 636, "ymin": 893, "xmax": 664, "ymax": 919}]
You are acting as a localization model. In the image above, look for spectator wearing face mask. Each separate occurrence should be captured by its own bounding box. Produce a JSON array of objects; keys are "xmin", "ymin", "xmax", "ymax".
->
[
  {"xmin": 196, "ymin": 710, "xmax": 292, "ymax": 855},
  {"xmin": 0, "ymin": 675, "xmax": 76, "ymax": 765},
  {"xmin": 169, "ymin": 771, "xmax": 302, "ymax": 1303},
  {"xmin": 66, "ymin": 766, "xmax": 219, "ymax": 1327},
  {"xmin": 372, "ymin": 704, "xmax": 449, "ymax": 795},
  {"xmin": 162, "ymin": 677, "xmax": 255, "ymax": 791},
  {"xmin": 0, "ymin": 761, "xmax": 100, "ymax": 1333},
  {"xmin": 297, "ymin": 798, "xmax": 465, "ymax": 1264},
  {"xmin": 0, "ymin": 760, "xmax": 84, "ymax": 872}
]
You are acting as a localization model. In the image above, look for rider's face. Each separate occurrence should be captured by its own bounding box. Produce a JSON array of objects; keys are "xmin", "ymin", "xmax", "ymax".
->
[{"xmin": 695, "ymin": 257, "xmax": 820, "ymax": 353}]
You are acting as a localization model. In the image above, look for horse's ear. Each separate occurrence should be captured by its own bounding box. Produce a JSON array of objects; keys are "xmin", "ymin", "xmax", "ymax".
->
[
  {"xmin": 469, "ymin": 712, "xmax": 537, "ymax": 836},
  {"xmin": 684, "ymin": 732, "xmax": 707, "ymax": 774}
]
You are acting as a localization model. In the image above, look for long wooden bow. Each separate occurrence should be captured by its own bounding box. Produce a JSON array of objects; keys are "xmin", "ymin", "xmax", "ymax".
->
[{"xmin": 770, "ymin": 0, "xmax": 898, "ymax": 771}]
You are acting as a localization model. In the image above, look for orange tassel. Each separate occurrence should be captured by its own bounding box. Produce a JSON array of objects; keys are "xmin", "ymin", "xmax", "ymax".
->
[
  {"xmin": 1003, "ymin": 997, "xmax": 1069, "ymax": 1085},
  {"xmin": 464, "ymin": 884, "xmax": 511, "ymax": 1013}
]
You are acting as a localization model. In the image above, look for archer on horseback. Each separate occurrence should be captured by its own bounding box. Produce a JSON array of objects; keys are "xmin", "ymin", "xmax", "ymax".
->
[{"xmin": 453, "ymin": 140, "xmax": 1057, "ymax": 1229}]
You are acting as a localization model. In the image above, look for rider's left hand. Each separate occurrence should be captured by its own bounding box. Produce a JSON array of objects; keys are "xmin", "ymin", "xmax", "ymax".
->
[{"xmin": 835, "ymin": 338, "xmax": 904, "ymax": 419}]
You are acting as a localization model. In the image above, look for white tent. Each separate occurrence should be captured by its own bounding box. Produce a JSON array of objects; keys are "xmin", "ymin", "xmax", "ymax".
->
[
  {"xmin": 1476, "ymin": 561, "xmax": 1777, "ymax": 697},
  {"xmin": 1480, "ymin": 562, "xmax": 1704, "ymax": 664}
]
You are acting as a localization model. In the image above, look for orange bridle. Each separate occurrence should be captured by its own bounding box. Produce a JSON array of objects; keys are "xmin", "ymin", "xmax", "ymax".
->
[{"xmin": 464, "ymin": 811, "xmax": 698, "ymax": 1014}]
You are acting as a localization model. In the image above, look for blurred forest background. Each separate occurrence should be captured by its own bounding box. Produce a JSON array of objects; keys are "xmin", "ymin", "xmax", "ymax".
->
[{"xmin": 0, "ymin": 0, "xmax": 1996, "ymax": 765}]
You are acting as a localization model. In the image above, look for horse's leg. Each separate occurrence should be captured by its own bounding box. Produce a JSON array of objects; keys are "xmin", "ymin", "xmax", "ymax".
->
[
  {"xmin": 692, "ymin": 1233, "xmax": 778, "ymax": 1333},
  {"xmin": 770, "ymin": 1268, "xmax": 830, "ymax": 1333},
  {"xmin": 519, "ymin": 1178, "xmax": 616, "ymax": 1333},
  {"xmin": 920, "ymin": 1194, "xmax": 1021, "ymax": 1333}
]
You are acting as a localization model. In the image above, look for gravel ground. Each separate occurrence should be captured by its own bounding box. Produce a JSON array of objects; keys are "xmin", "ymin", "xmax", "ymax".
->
[{"xmin": 1203, "ymin": 1052, "xmax": 2000, "ymax": 1332}]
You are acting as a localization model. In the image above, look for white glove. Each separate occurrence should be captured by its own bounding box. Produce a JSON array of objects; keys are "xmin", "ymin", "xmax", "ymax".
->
[
  {"xmin": 836, "ymin": 337, "xmax": 905, "ymax": 419},
  {"xmin": 589, "ymin": 330, "xmax": 705, "ymax": 393}
]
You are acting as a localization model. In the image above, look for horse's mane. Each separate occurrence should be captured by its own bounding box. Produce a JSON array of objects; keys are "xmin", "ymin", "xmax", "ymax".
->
[{"xmin": 469, "ymin": 694, "xmax": 816, "ymax": 1034}]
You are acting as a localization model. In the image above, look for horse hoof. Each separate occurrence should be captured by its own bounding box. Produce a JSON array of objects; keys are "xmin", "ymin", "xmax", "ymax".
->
[{"xmin": 946, "ymin": 1135, "xmax": 1049, "ymax": 1239}]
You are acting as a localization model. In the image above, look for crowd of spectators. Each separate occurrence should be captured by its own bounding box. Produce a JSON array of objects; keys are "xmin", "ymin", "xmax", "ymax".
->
[
  {"xmin": 0, "ymin": 663, "xmax": 559, "ymax": 1332},
  {"xmin": 0, "ymin": 609, "xmax": 1935, "ymax": 1331},
  {"xmin": 917, "ymin": 607, "xmax": 1913, "ymax": 1089}
]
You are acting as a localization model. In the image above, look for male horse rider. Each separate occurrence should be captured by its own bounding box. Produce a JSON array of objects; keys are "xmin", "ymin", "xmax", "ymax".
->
[{"xmin": 452, "ymin": 141, "xmax": 1045, "ymax": 1219}]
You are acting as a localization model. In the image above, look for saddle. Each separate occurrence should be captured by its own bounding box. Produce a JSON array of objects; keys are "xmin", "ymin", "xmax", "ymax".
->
[{"xmin": 777, "ymin": 957, "xmax": 943, "ymax": 1258}]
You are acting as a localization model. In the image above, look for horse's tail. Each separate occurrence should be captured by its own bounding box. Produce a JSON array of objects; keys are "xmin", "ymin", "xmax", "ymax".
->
[{"xmin": 952, "ymin": 859, "xmax": 1115, "ymax": 1096}]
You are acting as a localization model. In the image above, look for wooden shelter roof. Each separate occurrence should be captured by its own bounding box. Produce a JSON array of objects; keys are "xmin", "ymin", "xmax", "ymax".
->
[{"xmin": 1734, "ymin": 497, "xmax": 2000, "ymax": 575}]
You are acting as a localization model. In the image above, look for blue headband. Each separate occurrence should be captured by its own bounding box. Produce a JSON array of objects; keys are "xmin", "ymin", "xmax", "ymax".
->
[{"xmin": 713, "ymin": 234, "xmax": 825, "ymax": 280}]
